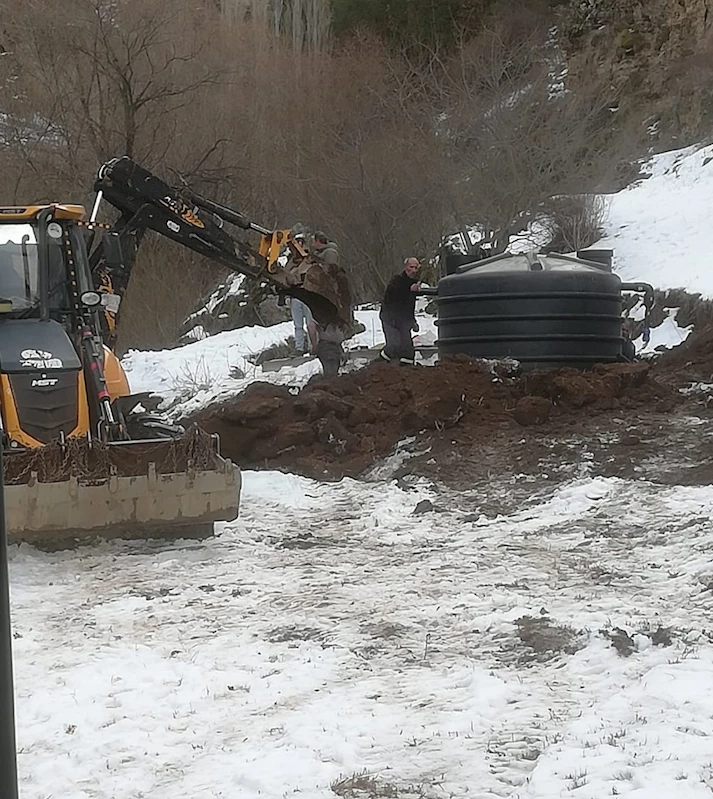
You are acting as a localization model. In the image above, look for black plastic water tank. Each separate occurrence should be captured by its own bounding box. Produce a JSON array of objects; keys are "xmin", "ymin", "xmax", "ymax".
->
[{"xmin": 434, "ymin": 251, "xmax": 623, "ymax": 368}]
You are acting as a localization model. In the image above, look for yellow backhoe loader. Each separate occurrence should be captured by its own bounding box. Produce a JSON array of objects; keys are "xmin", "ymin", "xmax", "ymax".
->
[{"xmin": 0, "ymin": 158, "xmax": 352, "ymax": 546}]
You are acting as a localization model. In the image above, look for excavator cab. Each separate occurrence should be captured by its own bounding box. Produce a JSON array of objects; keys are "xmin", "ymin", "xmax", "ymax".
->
[{"xmin": 0, "ymin": 205, "xmax": 240, "ymax": 546}]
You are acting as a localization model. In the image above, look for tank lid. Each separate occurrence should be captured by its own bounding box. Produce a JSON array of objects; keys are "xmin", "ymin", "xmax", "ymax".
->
[{"xmin": 454, "ymin": 250, "xmax": 612, "ymax": 275}]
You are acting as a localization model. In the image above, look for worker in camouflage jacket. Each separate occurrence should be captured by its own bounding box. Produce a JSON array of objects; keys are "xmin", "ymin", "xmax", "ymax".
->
[
  {"xmin": 309, "ymin": 231, "xmax": 346, "ymax": 376},
  {"xmin": 379, "ymin": 257, "xmax": 421, "ymax": 365}
]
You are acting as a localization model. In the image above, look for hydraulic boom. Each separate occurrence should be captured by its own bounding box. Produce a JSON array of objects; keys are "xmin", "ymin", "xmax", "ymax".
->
[{"xmin": 89, "ymin": 157, "xmax": 352, "ymax": 339}]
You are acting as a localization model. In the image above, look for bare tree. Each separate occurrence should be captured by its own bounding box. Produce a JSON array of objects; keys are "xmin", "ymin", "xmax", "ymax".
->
[
  {"xmin": 0, "ymin": 0, "xmax": 227, "ymax": 182},
  {"xmin": 537, "ymin": 194, "xmax": 611, "ymax": 253},
  {"xmin": 0, "ymin": 0, "xmax": 650, "ymax": 348},
  {"xmin": 430, "ymin": 21, "xmax": 642, "ymax": 253}
]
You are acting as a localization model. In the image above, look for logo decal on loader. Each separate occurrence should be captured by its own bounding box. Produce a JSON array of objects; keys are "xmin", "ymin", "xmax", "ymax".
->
[
  {"xmin": 20, "ymin": 349, "xmax": 63, "ymax": 369},
  {"xmin": 160, "ymin": 195, "xmax": 205, "ymax": 228}
]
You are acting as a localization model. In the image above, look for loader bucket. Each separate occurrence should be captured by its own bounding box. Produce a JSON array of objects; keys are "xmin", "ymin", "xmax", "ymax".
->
[
  {"xmin": 275, "ymin": 260, "xmax": 354, "ymax": 333},
  {"xmin": 299, "ymin": 262, "xmax": 353, "ymax": 331},
  {"xmin": 2, "ymin": 428, "xmax": 240, "ymax": 547}
]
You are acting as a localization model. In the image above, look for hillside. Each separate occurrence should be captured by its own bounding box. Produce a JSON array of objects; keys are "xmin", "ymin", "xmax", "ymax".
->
[
  {"xmin": 8, "ymin": 3, "xmax": 713, "ymax": 797},
  {"xmin": 122, "ymin": 141, "xmax": 707, "ymax": 423},
  {"xmin": 558, "ymin": 0, "xmax": 713, "ymax": 148}
]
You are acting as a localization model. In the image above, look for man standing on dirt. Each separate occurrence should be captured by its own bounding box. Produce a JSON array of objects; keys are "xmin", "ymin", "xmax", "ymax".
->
[
  {"xmin": 379, "ymin": 257, "xmax": 421, "ymax": 365},
  {"xmin": 309, "ymin": 231, "xmax": 347, "ymax": 377}
]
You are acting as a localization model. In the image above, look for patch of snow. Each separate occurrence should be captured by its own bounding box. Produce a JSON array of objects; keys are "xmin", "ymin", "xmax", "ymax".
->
[
  {"xmin": 240, "ymin": 470, "xmax": 325, "ymax": 510},
  {"xmin": 185, "ymin": 274, "xmax": 246, "ymax": 323},
  {"xmin": 121, "ymin": 322, "xmax": 315, "ymax": 417},
  {"xmin": 626, "ymin": 296, "xmax": 648, "ymax": 322},
  {"xmin": 509, "ymin": 219, "xmax": 554, "ymax": 254},
  {"xmin": 597, "ymin": 142, "xmax": 713, "ymax": 298},
  {"xmin": 635, "ymin": 308, "xmax": 693, "ymax": 355},
  {"xmin": 11, "ymin": 474, "xmax": 713, "ymax": 797},
  {"xmin": 180, "ymin": 324, "xmax": 209, "ymax": 343}
]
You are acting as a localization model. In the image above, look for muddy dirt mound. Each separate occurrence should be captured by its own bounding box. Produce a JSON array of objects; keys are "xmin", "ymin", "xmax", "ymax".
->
[
  {"xmin": 653, "ymin": 323, "xmax": 713, "ymax": 383},
  {"xmin": 186, "ymin": 357, "xmax": 677, "ymax": 480}
]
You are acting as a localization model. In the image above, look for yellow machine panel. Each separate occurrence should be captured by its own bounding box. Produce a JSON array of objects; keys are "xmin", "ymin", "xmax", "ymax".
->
[
  {"xmin": 0, "ymin": 372, "xmax": 90, "ymax": 449},
  {"xmin": 103, "ymin": 347, "xmax": 131, "ymax": 400},
  {"xmin": 0, "ymin": 204, "xmax": 86, "ymax": 222}
]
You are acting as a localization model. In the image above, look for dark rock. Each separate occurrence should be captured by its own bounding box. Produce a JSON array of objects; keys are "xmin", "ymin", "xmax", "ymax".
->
[
  {"xmin": 512, "ymin": 395, "xmax": 553, "ymax": 426},
  {"xmin": 413, "ymin": 499, "xmax": 434, "ymax": 515}
]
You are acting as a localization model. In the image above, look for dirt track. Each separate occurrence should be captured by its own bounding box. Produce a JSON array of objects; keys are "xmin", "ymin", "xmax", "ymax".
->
[{"xmin": 184, "ymin": 323, "xmax": 713, "ymax": 490}]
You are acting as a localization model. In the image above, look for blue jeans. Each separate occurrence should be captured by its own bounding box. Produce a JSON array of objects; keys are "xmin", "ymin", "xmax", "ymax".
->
[{"xmin": 291, "ymin": 298, "xmax": 313, "ymax": 352}]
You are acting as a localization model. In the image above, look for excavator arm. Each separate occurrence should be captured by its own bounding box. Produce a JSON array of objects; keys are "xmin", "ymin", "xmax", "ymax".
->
[{"xmin": 88, "ymin": 157, "xmax": 352, "ymax": 337}]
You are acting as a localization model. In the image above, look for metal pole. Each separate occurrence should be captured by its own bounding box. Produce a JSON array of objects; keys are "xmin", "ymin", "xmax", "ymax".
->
[
  {"xmin": 89, "ymin": 190, "xmax": 103, "ymax": 223},
  {"xmin": 0, "ymin": 445, "xmax": 19, "ymax": 799}
]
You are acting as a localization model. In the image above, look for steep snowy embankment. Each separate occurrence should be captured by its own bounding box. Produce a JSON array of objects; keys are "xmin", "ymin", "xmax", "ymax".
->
[{"xmin": 598, "ymin": 143, "xmax": 713, "ymax": 297}]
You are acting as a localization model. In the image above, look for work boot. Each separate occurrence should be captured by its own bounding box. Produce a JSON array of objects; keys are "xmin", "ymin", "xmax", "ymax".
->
[
  {"xmin": 319, "ymin": 356, "xmax": 340, "ymax": 377},
  {"xmin": 317, "ymin": 341, "xmax": 342, "ymax": 377}
]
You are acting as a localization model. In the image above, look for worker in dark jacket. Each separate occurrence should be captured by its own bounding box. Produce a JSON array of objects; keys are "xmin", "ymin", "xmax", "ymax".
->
[{"xmin": 379, "ymin": 257, "xmax": 421, "ymax": 365}]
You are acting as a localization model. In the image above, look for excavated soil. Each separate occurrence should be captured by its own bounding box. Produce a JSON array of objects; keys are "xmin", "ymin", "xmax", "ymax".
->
[
  {"xmin": 653, "ymin": 322, "xmax": 713, "ymax": 384},
  {"xmin": 186, "ymin": 354, "xmax": 684, "ymax": 483}
]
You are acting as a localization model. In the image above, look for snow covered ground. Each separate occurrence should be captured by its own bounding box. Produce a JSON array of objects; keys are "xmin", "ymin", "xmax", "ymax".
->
[
  {"xmin": 636, "ymin": 308, "xmax": 693, "ymax": 355},
  {"xmin": 11, "ymin": 471, "xmax": 713, "ymax": 798},
  {"xmin": 121, "ymin": 321, "xmax": 321, "ymax": 417},
  {"xmin": 598, "ymin": 142, "xmax": 713, "ymax": 298}
]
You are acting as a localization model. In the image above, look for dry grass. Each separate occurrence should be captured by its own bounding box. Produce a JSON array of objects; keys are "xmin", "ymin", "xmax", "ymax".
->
[
  {"xmin": 331, "ymin": 771, "xmax": 399, "ymax": 798},
  {"xmin": 514, "ymin": 614, "xmax": 586, "ymax": 663}
]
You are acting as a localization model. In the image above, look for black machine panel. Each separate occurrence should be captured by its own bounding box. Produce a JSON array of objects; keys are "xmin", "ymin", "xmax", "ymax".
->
[
  {"xmin": 0, "ymin": 318, "xmax": 82, "ymax": 444},
  {"xmin": 0, "ymin": 319, "xmax": 81, "ymax": 374},
  {"xmin": 8, "ymin": 371, "xmax": 79, "ymax": 444}
]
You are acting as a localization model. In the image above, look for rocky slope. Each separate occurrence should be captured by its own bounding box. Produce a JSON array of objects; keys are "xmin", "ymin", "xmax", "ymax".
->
[{"xmin": 558, "ymin": 0, "xmax": 713, "ymax": 146}]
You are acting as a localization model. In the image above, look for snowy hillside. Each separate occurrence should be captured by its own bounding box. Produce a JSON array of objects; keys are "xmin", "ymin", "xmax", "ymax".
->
[{"xmin": 598, "ymin": 142, "xmax": 713, "ymax": 297}]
